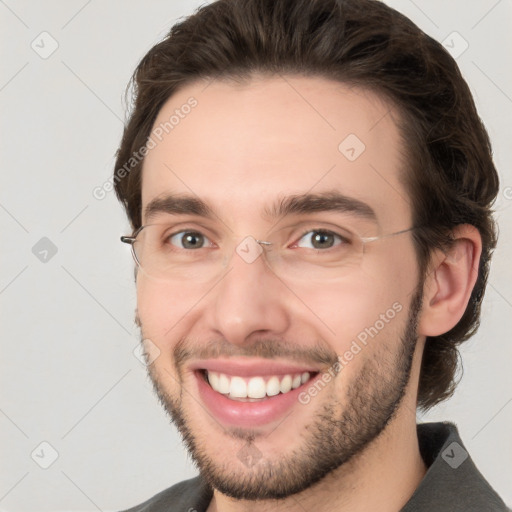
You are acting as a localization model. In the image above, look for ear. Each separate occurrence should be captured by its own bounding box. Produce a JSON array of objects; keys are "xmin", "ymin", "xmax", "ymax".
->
[{"xmin": 418, "ymin": 225, "xmax": 482, "ymax": 337}]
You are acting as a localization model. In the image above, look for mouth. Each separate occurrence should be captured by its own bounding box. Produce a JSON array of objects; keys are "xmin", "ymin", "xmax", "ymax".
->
[
  {"xmin": 189, "ymin": 359, "xmax": 323, "ymax": 428},
  {"xmin": 201, "ymin": 370, "xmax": 316, "ymax": 401}
]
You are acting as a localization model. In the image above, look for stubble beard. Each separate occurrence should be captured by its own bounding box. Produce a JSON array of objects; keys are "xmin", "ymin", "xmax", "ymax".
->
[{"xmin": 144, "ymin": 285, "xmax": 423, "ymax": 500}]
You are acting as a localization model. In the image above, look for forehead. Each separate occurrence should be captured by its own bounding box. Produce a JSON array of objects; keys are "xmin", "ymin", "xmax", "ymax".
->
[{"xmin": 141, "ymin": 75, "xmax": 412, "ymax": 229}]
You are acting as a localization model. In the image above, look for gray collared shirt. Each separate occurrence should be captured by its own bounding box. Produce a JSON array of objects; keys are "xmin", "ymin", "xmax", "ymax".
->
[{"xmin": 121, "ymin": 422, "xmax": 510, "ymax": 511}]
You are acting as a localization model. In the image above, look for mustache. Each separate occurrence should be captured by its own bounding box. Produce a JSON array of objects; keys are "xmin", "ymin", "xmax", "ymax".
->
[
  {"xmin": 173, "ymin": 337, "xmax": 339, "ymax": 369},
  {"xmin": 135, "ymin": 311, "xmax": 339, "ymax": 369}
]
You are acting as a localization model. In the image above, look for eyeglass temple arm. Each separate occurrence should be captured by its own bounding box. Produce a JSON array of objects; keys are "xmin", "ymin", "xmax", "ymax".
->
[
  {"xmin": 360, "ymin": 226, "xmax": 416, "ymax": 244},
  {"xmin": 120, "ymin": 235, "xmax": 272, "ymax": 246}
]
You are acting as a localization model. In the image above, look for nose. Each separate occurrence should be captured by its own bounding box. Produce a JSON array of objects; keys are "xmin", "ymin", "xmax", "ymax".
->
[{"xmin": 204, "ymin": 239, "xmax": 291, "ymax": 346}]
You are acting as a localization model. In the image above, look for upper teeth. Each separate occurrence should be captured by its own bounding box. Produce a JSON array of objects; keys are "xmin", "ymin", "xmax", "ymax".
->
[{"xmin": 207, "ymin": 371, "xmax": 311, "ymax": 399}]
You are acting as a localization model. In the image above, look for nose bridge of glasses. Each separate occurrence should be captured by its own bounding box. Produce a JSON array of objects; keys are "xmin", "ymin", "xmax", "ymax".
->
[{"xmin": 228, "ymin": 234, "xmax": 275, "ymax": 268}]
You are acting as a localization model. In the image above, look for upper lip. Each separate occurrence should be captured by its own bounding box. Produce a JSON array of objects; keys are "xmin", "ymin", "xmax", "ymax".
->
[{"xmin": 188, "ymin": 357, "xmax": 322, "ymax": 377}]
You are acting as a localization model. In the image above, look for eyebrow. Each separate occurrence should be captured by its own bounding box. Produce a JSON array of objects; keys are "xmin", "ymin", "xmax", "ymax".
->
[{"xmin": 144, "ymin": 191, "xmax": 378, "ymax": 225}]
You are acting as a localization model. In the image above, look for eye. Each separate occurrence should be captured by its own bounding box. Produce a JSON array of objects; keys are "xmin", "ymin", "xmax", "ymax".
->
[
  {"xmin": 295, "ymin": 230, "xmax": 346, "ymax": 250},
  {"xmin": 168, "ymin": 230, "xmax": 213, "ymax": 250}
]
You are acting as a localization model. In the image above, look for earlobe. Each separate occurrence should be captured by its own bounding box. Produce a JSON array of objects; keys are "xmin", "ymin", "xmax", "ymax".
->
[{"xmin": 418, "ymin": 225, "xmax": 482, "ymax": 337}]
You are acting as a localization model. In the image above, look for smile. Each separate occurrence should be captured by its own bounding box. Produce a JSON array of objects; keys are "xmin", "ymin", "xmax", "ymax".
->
[
  {"xmin": 190, "ymin": 359, "xmax": 324, "ymax": 427},
  {"xmin": 205, "ymin": 370, "xmax": 314, "ymax": 400}
]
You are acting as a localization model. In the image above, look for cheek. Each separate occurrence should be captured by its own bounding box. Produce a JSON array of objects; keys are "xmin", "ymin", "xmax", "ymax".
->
[
  {"xmin": 296, "ymin": 261, "xmax": 413, "ymax": 358},
  {"xmin": 136, "ymin": 276, "xmax": 196, "ymax": 345}
]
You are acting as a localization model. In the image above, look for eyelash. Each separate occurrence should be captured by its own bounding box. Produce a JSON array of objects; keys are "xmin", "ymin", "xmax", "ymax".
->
[{"xmin": 165, "ymin": 228, "xmax": 350, "ymax": 250}]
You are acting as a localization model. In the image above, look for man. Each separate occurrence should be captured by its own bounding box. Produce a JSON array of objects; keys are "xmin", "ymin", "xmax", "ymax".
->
[{"xmin": 114, "ymin": 0, "xmax": 509, "ymax": 510}]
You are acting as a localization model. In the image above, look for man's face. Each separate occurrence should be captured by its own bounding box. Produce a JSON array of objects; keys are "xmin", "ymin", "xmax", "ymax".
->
[{"xmin": 136, "ymin": 75, "xmax": 423, "ymax": 499}]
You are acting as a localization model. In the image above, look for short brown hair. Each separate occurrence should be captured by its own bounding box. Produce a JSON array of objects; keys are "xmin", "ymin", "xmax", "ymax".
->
[{"xmin": 113, "ymin": 0, "xmax": 499, "ymax": 410}]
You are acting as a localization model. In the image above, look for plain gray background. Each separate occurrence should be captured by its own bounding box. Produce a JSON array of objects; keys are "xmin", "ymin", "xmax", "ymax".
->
[{"xmin": 1, "ymin": 1, "xmax": 511, "ymax": 510}]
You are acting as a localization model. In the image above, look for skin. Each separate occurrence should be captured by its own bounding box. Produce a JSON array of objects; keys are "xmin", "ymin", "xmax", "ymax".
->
[{"xmin": 135, "ymin": 75, "xmax": 481, "ymax": 512}]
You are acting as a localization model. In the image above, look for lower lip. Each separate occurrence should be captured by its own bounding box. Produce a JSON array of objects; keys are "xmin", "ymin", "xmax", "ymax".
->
[{"xmin": 195, "ymin": 371, "xmax": 319, "ymax": 428}]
